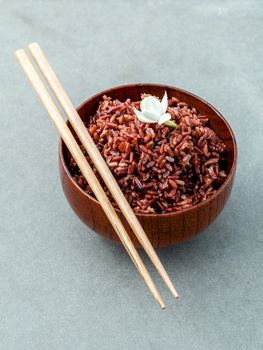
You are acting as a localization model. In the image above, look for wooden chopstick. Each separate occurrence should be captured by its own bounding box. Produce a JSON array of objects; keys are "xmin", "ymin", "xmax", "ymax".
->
[
  {"xmin": 28, "ymin": 43, "xmax": 178, "ymax": 299},
  {"xmin": 15, "ymin": 48, "xmax": 165, "ymax": 309}
]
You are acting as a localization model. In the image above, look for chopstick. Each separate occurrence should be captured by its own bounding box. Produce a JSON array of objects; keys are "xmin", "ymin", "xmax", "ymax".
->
[
  {"xmin": 28, "ymin": 42, "xmax": 178, "ymax": 299},
  {"xmin": 15, "ymin": 48, "xmax": 165, "ymax": 309}
]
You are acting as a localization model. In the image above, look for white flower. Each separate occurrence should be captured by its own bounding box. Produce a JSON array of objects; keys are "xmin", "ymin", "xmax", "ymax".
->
[{"xmin": 134, "ymin": 91, "xmax": 176, "ymax": 127}]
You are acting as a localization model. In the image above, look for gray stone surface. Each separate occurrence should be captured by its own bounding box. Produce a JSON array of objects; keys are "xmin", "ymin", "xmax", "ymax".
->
[{"xmin": 0, "ymin": 0, "xmax": 262, "ymax": 349}]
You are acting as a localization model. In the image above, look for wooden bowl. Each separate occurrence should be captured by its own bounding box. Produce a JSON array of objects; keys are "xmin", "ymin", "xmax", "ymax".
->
[{"xmin": 59, "ymin": 84, "xmax": 237, "ymax": 248}]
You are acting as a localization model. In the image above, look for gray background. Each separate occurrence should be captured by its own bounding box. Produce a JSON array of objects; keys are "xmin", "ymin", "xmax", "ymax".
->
[{"xmin": 1, "ymin": 0, "xmax": 262, "ymax": 349}]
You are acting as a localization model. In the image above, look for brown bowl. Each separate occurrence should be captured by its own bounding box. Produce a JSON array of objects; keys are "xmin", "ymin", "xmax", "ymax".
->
[{"xmin": 59, "ymin": 84, "xmax": 237, "ymax": 248}]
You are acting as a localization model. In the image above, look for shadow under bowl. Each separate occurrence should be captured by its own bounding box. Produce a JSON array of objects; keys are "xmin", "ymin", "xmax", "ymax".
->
[{"xmin": 59, "ymin": 83, "xmax": 237, "ymax": 248}]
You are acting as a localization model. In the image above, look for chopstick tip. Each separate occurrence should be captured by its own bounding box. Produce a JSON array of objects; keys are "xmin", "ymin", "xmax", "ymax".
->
[
  {"xmin": 157, "ymin": 297, "xmax": 165, "ymax": 309},
  {"xmin": 15, "ymin": 48, "xmax": 24, "ymax": 58},
  {"xmin": 170, "ymin": 287, "xmax": 179, "ymax": 299},
  {"xmin": 29, "ymin": 42, "xmax": 40, "ymax": 50}
]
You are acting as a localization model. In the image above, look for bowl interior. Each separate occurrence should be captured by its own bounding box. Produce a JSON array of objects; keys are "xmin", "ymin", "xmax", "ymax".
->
[{"xmin": 61, "ymin": 83, "xmax": 237, "ymax": 214}]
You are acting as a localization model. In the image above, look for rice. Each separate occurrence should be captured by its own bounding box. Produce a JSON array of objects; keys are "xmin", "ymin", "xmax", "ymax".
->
[{"xmin": 68, "ymin": 94, "xmax": 227, "ymax": 214}]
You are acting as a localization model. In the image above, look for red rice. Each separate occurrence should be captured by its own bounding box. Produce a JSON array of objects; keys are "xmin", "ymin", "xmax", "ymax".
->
[{"xmin": 68, "ymin": 94, "xmax": 227, "ymax": 214}]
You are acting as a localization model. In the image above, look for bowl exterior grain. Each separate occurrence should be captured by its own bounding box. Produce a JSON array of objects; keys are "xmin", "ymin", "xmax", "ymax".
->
[{"xmin": 59, "ymin": 84, "xmax": 237, "ymax": 248}]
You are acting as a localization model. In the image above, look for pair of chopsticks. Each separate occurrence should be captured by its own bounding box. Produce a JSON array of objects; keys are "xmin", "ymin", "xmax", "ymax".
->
[{"xmin": 15, "ymin": 43, "xmax": 178, "ymax": 309}]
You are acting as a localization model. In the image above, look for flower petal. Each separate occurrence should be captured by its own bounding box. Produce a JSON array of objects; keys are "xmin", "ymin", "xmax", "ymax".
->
[
  {"xmin": 158, "ymin": 113, "xmax": 171, "ymax": 125},
  {"xmin": 143, "ymin": 110, "xmax": 160, "ymax": 122},
  {"xmin": 141, "ymin": 96, "xmax": 162, "ymax": 115},
  {"xmin": 134, "ymin": 108, "xmax": 154, "ymax": 123},
  {"xmin": 160, "ymin": 91, "xmax": 168, "ymax": 114}
]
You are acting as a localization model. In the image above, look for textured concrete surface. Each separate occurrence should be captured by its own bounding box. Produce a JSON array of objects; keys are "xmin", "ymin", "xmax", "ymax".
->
[{"xmin": 1, "ymin": 0, "xmax": 263, "ymax": 349}]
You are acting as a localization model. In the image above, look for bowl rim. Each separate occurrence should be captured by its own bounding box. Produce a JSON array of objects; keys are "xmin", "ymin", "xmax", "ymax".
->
[{"xmin": 59, "ymin": 83, "xmax": 237, "ymax": 218}]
